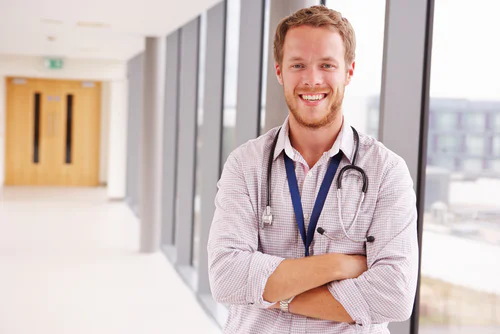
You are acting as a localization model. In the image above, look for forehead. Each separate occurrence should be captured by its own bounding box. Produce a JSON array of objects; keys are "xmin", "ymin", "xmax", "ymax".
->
[{"xmin": 282, "ymin": 25, "xmax": 344, "ymax": 61}]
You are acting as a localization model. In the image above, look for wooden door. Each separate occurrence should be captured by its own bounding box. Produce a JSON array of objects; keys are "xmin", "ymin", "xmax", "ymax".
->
[{"xmin": 5, "ymin": 78, "xmax": 101, "ymax": 186}]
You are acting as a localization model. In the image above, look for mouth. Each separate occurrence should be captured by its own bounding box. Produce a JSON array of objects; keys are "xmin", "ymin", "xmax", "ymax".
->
[{"xmin": 298, "ymin": 93, "xmax": 328, "ymax": 105}]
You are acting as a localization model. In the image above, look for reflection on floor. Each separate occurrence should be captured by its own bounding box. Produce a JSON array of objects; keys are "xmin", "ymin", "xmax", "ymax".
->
[{"xmin": 0, "ymin": 187, "xmax": 221, "ymax": 334}]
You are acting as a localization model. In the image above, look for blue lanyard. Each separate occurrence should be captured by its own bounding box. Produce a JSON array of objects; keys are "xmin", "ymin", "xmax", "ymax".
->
[{"xmin": 284, "ymin": 152, "xmax": 343, "ymax": 256}]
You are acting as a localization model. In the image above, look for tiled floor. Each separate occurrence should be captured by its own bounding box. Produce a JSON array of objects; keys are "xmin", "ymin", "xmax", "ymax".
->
[{"xmin": 0, "ymin": 186, "xmax": 221, "ymax": 334}]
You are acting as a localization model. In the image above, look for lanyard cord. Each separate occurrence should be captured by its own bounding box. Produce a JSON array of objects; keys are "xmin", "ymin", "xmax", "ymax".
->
[{"xmin": 284, "ymin": 152, "xmax": 343, "ymax": 256}]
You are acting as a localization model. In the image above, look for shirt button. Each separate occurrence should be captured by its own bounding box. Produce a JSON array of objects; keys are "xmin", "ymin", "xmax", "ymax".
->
[
  {"xmin": 304, "ymin": 213, "xmax": 309, "ymax": 220},
  {"xmin": 307, "ymin": 172, "xmax": 313, "ymax": 178}
]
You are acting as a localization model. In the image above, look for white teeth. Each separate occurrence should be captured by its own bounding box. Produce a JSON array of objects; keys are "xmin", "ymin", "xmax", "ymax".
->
[{"xmin": 302, "ymin": 94, "xmax": 325, "ymax": 101}]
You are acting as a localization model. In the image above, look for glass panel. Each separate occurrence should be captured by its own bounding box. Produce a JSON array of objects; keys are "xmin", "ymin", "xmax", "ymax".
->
[
  {"xmin": 435, "ymin": 112, "xmax": 459, "ymax": 129},
  {"xmin": 436, "ymin": 134, "xmax": 460, "ymax": 153},
  {"xmin": 259, "ymin": 0, "xmax": 270, "ymax": 135},
  {"xmin": 463, "ymin": 112, "xmax": 486, "ymax": 132},
  {"xmin": 65, "ymin": 95, "xmax": 73, "ymax": 164},
  {"xmin": 221, "ymin": 0, "xmax": 241, "ymax": 167},
  {"xmin": 325, "ymin": 0, "xmax": 386, "ymax": 138},
  {"xmin": 465, "ymin": 135, "xmax": 485, "ymax": 155},
  {"xmin": 33, "ymin": 93, "xmax": 41, "ymax": 164},
  {"xmin": 493, "ymin": 137, "xmax": 500, "ymax": 156},
  {"xmin": 495, "ymin": 114, "xmax": 500, "ymax": 129},
  {"xmin": 420, "ymin": 0, "xmax": 500, "ymax": 332},
  {"xmin": 192, "ymin": 13, "xmax": 207, "ymax": 268}
]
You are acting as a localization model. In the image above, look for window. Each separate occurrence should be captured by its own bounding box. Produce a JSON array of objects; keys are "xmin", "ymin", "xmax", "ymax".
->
[
  {"xmin": 221, "ymin": 0, "xmax": 241, "ymax": 168},
  {"xmin": 435, "ymin": 112, "xmax": 459, "ymax": 130},
  {"xmin": 465, "ymin": 135, "xmax": 485, "ymax": 155},
  {"xmin": 493, "ymin": 137, "xmax": 500, "ymax": 156},
  {"xmin": 192, "ymin": 13, "xmax": 207, "ymax": 268},
  {"xmin": 259, "ymin": 0, "xmax": 270, "ymax": 134},
  {"xmin": 325, "ymin": 0, "xmax": 386, "ymax": 138},
  {"xmin": 436, "ymin": 134, "xmax": 460, "ymax": 153},
  {"xmin": 420, "ymin": 0, "xmax": 500, "ymax": 331},
  {"xmin": 463, "ymin": 112, "xmax": 486, "ymax": 132}
]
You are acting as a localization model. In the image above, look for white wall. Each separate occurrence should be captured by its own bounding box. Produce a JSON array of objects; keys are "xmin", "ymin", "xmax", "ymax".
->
[
  {"xmin": 107, "ymin": 80, "xmax": 128, "ymax": 199},
  {"xmin": 0, "ymin": 54, "xmax": 127, "ymax": 191}
]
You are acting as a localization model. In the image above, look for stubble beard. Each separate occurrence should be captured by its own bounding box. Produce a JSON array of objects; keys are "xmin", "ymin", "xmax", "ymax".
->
[{"xmin": 285, "ymin": 84, "xmax": 345, "ymax": 130}]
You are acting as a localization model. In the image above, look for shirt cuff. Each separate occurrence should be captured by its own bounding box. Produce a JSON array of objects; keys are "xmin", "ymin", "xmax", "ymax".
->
[
  {"xmin": 328, "ymin": 279, "xmax": 371, "ymax": 327},
  {"xmin": 246, "ymin": 251, "xmax": 285, "ymax": 308}
]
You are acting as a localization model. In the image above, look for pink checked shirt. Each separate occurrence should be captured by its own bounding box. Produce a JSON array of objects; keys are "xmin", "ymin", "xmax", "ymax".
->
[{"xmin": 208, "ymin": 117, "xmax": 419, "ymax": 333}]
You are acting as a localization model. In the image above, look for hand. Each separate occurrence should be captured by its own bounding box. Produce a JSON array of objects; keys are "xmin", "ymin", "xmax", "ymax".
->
[{"xmin": 336, "ymin": 254, "xmax": 368, "ymax": 280}]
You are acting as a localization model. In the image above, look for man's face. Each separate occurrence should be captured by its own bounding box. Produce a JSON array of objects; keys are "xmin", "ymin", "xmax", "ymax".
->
[{"xmin": 276, "ymin": 25, "xmax": 355, "ymax": 129}]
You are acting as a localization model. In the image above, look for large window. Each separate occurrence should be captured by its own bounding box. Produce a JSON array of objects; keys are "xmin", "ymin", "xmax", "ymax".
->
[
  {"xmin": 221, "ymin": 0, "xmax": 241, "ymax": 167},
  {"xmin": 420, "ymin": 0, "xmax": 500, "ymax": 332},
  {"xmin": 193, "ymin": 13, "xmax": 207, "ymax": 268},
  {"xmin": 325, "ymin": 0, "xmax": 386, "ymax": 138}
]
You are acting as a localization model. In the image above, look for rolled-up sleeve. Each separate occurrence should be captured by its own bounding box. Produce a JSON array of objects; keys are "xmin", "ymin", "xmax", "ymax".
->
[
  {"xmin": 208, "ymin": 151, "xmax": 285, "ymax": 308},
  {"xmin": 328, "ymin": 157, "xmax": 419, "ymax": 326}
]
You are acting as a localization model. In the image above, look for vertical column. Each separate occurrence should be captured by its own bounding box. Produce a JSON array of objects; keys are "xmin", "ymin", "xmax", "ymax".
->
[
  {"xmin": 264, "ymin": 0, "xmax": 319, "ymax": 132},
  {"xmin": 140, "ymin": 37, "xmax": 166, "ymax": 253},
  {"xmin": 234, "ymin": 0, "xmax": 265, "ymax": 146},
  {"xmin": 196, "ymin": 1, "xmax": 225, "ymax": 294},
  {"xmin": 175, "ymin": 18, "xmax": 200, "ymax": 264},
  {"xmin": 161, "ymin": 31, "xmax": 181, "ymax": 246},
  {"xmin": 125, "ymin": 53, "xmax": 144, "ymax": 215},
  {"xmin": 0, "ymin": 76, "xmax": 5, "ymax": 186},
  {"xmin": 379, "ymin": 0, "xmax": 433, "ymax": 333},
  {"xmin": 107, "ymin": 79, "xmax": 129, "ymax": 199}
]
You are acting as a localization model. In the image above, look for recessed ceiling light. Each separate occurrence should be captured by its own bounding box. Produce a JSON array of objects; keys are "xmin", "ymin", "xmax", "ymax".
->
[{"xmin": 76, "ymin": 21, "xmax": 111, "ymax": 29}]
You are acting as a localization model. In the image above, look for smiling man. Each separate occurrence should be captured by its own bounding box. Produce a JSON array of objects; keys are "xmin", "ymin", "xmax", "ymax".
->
[{"xmin": 208, "ymin": 5, "xmax": 419, "ymax": 334}]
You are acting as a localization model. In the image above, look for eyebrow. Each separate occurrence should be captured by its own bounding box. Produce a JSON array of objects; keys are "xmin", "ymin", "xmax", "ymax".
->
[{"xmin": 287, "ymin": 56, "xmax": 339, "ymax": 64}]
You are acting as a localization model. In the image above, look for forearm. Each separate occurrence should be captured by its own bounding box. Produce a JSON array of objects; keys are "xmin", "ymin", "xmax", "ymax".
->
[
  {"xmin": 271, "ymin": 286, "xmax": 354, "ymax": 323},
  {"xmin": 263, "ymin": 253, "xmax": 346, "ymax": 303}
]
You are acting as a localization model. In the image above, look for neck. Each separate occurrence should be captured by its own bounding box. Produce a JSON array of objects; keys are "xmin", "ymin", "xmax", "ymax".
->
[{"xmin": 288, "ymin": 115, "xmax": 343, "ymax": 168}]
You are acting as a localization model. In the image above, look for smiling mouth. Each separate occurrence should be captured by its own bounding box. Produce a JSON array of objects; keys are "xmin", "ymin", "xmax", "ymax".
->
[{"xmin": 299, "ymin": 93, "xmax": 328, "ymax": 102}]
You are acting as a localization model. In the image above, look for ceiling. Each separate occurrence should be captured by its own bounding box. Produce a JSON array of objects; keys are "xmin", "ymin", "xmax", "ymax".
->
[{"xmin": 0, "ymin": 0, "xmax": 222, "ymax": 61}]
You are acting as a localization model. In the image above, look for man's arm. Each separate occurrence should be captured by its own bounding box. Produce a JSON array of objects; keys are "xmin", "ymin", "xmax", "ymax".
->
[
  {"xmin": 272, "ymin": 157, "xmax": 419, "ymax": 325},
  {"xmin": 263, "ymin": 253, "xmax": 367, "ymax": 303},
  {"xmin": 208, "ymin": 150, "xmax": 366, "ymax": 308},
  {"xmin": 271, "ymin": 286, "xmax": 354, "ymax": 323}
]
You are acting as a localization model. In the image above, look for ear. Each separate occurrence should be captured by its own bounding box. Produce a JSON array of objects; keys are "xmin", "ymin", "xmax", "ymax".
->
[
  {"xmin": 345, "ymin": 61, "xmax": 355, "ymax": 86},
  {"xmin": 275, "ymin": 62, "xmax": 283, "ymax": 85}
]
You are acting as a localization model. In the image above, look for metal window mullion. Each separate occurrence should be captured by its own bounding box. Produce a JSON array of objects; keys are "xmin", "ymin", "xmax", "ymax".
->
[
  {"xmin": 175, "ymin": 17, "xmax": 200, "ymax": 265},
  {"xmin": 196, "ymin": 1, "xmax": 226, "ymax": 295},
  {"xmin": 379, "ymin": 0, "xmax": 434, "ymax": 333},
  {"xmin": 162, "ymin": 30, "xmax": 181, "ymax": 246}
]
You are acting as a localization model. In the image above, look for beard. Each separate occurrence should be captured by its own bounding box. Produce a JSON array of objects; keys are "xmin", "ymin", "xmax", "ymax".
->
[{"xmin": 284, "ymin": 84, "xmax": 345, "ymax": 129}]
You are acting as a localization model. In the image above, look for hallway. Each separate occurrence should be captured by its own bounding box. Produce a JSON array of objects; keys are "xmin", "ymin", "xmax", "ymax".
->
[{"xmin": 0, "ymin": 187, "xmax": 221, "ymax": 334}]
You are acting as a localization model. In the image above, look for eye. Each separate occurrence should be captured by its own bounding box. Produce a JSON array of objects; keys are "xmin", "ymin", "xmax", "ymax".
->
[
  {"xmin": 291, "ymin": 64, "xmax": 304, "ymax": 69},
  {"xmin": 322, "ymin": 64, "xmax": 336, "ymax": 69}
]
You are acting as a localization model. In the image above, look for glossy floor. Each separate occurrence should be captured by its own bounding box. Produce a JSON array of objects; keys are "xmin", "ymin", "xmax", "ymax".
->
[{"xmin": 0, "ymin": 186, "xmax": 221, "ymax": 334}]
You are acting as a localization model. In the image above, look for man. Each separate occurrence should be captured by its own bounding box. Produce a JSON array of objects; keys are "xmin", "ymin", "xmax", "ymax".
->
[{"xmin": 208, "ymin": 5, "xmax": 418, "ymax": 334}]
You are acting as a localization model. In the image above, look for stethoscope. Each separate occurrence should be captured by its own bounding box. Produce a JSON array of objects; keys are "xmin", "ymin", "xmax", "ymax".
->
[{"xmin": 261, "ymin": 126, "xmax": 375, "ymax": 244}]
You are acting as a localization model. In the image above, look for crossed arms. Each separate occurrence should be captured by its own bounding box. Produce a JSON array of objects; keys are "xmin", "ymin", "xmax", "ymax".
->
[{"xmin": 207, "ymin": 152, "xmax": 419, "ymax": 326}]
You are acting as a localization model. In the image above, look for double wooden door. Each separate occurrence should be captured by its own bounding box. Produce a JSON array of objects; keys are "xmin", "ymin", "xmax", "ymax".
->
[{"xmin": 5, "ymin": 78, "xmax": 101, "ymax": 186}]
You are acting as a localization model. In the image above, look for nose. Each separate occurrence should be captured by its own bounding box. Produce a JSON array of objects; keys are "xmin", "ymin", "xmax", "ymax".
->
[{"xmin": 302, "ymin": 67, "xmax": 324, "ymax": 87}]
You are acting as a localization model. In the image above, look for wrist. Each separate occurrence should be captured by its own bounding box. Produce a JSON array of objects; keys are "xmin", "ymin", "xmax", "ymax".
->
[{"xmin": 329, "ymin": 253, "xmax": 347, "ymax": 281}]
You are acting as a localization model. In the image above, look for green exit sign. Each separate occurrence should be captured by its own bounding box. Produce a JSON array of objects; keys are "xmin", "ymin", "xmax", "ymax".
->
[{"xmin": 44, "ymin": 58, "xmax": 64, "ymax": 70}]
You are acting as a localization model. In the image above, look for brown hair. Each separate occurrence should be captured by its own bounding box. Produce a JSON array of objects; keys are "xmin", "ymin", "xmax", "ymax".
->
[{"xmin": 273, "ymin": 5, "xmax": 356, "ymax": 69}]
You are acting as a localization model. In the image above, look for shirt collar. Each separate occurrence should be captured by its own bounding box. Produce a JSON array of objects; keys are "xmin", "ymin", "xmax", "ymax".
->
[{"xmin": 272, "ymin": 115, "xmax": 355, "ymax": 164}]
